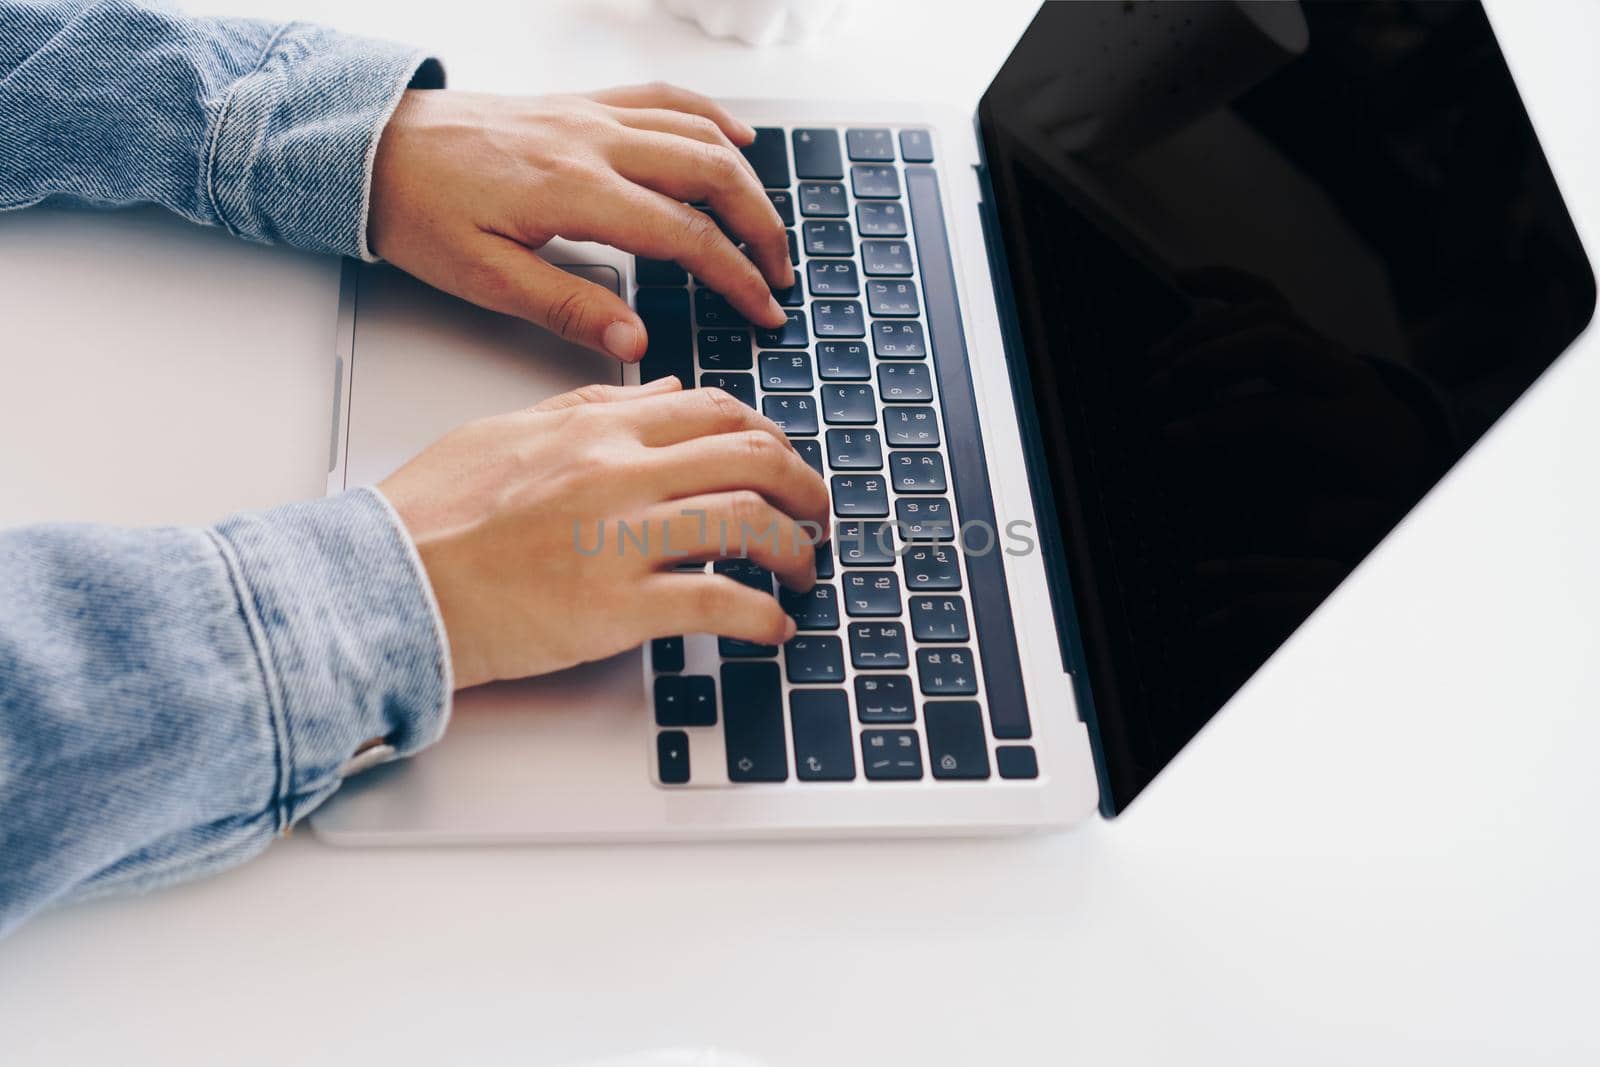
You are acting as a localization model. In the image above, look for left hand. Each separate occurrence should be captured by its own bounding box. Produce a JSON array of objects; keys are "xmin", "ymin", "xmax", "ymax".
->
[{"xmin": 367, "ymin": 82, "xmax": 793, "ymax": 362}]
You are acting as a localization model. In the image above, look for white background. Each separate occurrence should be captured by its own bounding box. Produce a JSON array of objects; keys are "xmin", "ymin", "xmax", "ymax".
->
[{"xmin": 2, "ymin": 1, "xmax": 1598, "ymax": 1063}]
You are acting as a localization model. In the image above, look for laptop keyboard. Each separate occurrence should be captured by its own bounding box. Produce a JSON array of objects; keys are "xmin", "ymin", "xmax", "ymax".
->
[{"xmin": 636, "ymin": 126, "xmax": 1038, "ymax": 788}]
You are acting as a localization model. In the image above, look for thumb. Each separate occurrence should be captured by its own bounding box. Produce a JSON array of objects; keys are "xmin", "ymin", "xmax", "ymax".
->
[
  {"xmin": 531, "ymin": 374, "xmax": 681, "ymax": 412},
  {"xmin": 474, "ymin": 236, "xmax": 647, "ymax": 362}
]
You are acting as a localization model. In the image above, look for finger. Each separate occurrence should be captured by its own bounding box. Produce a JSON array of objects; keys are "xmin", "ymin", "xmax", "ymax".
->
[
  {"xmin": 610, "ymin": 130, "xmax": 792, "ymax": 288},
  {"xmin": 584, "ymin": 82, "xmax": 756, "ymax": 145},
  {"xmin": 645, "ymin": 491, "xmax": 818, "ymax": 591},
  {"xmin": 642, "ymin": 429, "xmax": 831, "ymax": 530},
  {"xmin": 618, "ymin": 384, "xmax": 796, "ymax": 450},
  {"xmin": 465, "ymin": 235, "xmax": 649, "ymax": 361},
  {"xmin": 558, "ymin": 181, "xmax": 784, "ymax": 327},
  {"xmin": 641, "ymin": 572, "xmax": 798, "ymax": 646},
  {"xmin": 608, "ymin": 106, "xmax": 761, "ymax": 181},
  {"xmin": 531, "ymin": 375, "xmax": 680, "ymax": 412}
]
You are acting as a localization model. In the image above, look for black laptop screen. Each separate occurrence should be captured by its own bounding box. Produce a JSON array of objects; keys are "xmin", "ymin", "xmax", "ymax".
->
[{"xmin": 977, "ymin": 1, "xmax": 1594, "ymax": 812}]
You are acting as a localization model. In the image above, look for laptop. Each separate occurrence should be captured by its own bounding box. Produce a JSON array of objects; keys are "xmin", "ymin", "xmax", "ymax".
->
[{"xmin": 311, "ymin": 1, "xmax": 1595, "ymax": 843}]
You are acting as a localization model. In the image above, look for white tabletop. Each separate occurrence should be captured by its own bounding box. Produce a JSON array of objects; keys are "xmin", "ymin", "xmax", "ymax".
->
[{"xmin": 3, "ymin": 2, "xmax": 1599, "ymax": 1063}]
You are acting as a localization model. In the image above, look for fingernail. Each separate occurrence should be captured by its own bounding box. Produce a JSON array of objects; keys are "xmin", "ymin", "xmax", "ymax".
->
[
  {"xmin": 603, "ymin": 321, "xmax": 643, "ymax": 361},
  {"xmin": 735, "ymin": 119, "xmax": 757, "ymax": 141},
  {"xmin": 783, "ymin": 616, "xmax": 798, "ymax": 641},
  {"xmin": 766, "ymin": 297, "xmax": 786, "ymax": 323}
]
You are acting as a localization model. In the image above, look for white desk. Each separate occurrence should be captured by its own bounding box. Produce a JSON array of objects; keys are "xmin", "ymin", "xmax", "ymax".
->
[{"xmin": 3, "ymin": 2, "xmax": 1599, "ymax": 1063}]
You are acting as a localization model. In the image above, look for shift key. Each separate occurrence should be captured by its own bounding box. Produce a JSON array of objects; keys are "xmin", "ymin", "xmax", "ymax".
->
[{"xmin": 722, "ymin": 662, "xmax": 788, "ymax": 781}]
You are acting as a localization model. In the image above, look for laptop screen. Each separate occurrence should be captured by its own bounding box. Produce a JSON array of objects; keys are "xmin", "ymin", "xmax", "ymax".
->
[{"xmin": 977, "ymin": 1, "xmax": 1595, "ymax": 812}]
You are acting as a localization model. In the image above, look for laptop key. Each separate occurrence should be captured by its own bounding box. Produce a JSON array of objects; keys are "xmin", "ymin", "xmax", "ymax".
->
[
  {"xmin": 694, "ymin": 289, "xmax": 747, "ymax": 328},
  {"xmin": 899, "ymin": 128, "xmax": 934, "ymax": 163},
  {"xmin": 826, "ymin": 428, "xmax": 884, "ymax": 471},
  {"xmin": 925, "ymin": 701, "xmax": 989, "ymax": 779},
  {"xmin": 821, "ymin": 384, "xmax": 877, "ymax": 424},
  {"xmin": 722, "ymin": 661, "xmax": 788, "ymax": 781},
  {"xmin": 803, "ymin": 220, "xmax": 854, "ymax": 257},
  {"xmin": 883, "ymin": 406, "xmax": 940, "ymax": 447},
  {"xmin": 798, "ymin": 181, "xmax": 849, "ymax": 218},
  {"xmin": 812, "ymin": 300, "xmax": 866, "ymax": 338},
  {"xmin": 911, "ymin": 595, "xmax": 969, "ymax": 642},
  {"xmin": 794, "ymin": 438, "xmax": 824, "ymax": 478},
  {"xmin": 787, "ymin": 229, "xmax": 799, "ymax": 265},
  {"xmin": 816, "ymin": 341, "xmax": 871, "ymax": 380},
  {"xmin": 877, "ymin": 363, "xmax": 932, "ymax": 402},
  {"xmin": 698, "ymin": 329, "xmax": 752, "ymax": 370},
  {"xmin": 741, "ymin": 127, "xmax": 790, "ymax": 189},
  {"xmin": 851, "ymin": 164, "xmax": 901, "ymax": 199},
  {"xmin": 854, "ymin": 674, "xmax": 916, "ymax": 723},
  {"xmin": 856, "ymin": 201, "xmax": 907, "ymax": 237},
  {"xmin": 780, "ymin": 582, "xmax": 839, "ymax": 630},
  {"xmin": 861, "ymin": 240, "xmax": 914, "ymax": 277},
  {"xmin": 784, "ymin": 635, "xmax": 845, "ymax": 684},
  {"xmin": 760, "ymin": 350, "xmax": 814, "ymax": 391},
  {"xmin": 655, "ymin": 674, "xmax": 718, "ymax": 726},
  {"xmin": 766, "ymin": 189, "xmax": 795, "ymax": 226},
  {"xmin": 756, "ymin": 310, "xmax": 809, "ymax": 348},
  {"xmin": 896, "ymin": 498, "xmax": 956, "ymax": 542},
  {"xmin": 842, "ymin": 570, "xmax": 902, "ymax": 617},
  {"xmin": 657, "ymin": 730, "xmax": 691, "ymax": 784},
  {"xmin": 903, "ymin": 544, "xmax": 962, "ymax": 590},
  {"xmin": 836, "ymin": 520, "xmax": 896, "ymax": 566},
  {"xmin": 720, "ymin": 637, "xmax": 777, "ymax": 658},
  {"xmin": 792, "ymin": 128, "xmax": 844, "ymax": 180},
  {"xmin": 848, "ymin": 622, "xmax": 910, "ymax": 670},
  {"xmin": 871, "ymin": 320, "xmax": 927, "ymax": 358},
  {"xmin": 867, "ymin": 280, "xmax": 920, "ymax": 317},
  {"xmin": 651, "ymin": 636, "xmax": 685, "ymax": 673},
  {"xmin": 890, "ymin": 451, "xmax": 947, "ymax": 493},
  {"xmin": 636, "ymin": 257, "xmax": 687, "ymax": 286},
  {"xmin": 636, "ymin": 287, "xmax": 693, "ymax": 389},
  {"xmin": 807, "ymin": 260, "xmax": 860, "ymax": 297},
  {"xmin": 830, "ymin": 475, "xmax": 889, "ymax": 517},
  {"xmin": 916, "ymin": 647, "xmax": 977, "ymax": 696},
  {"xmin": 846, "ymin": 127, "xmax": 896, "ymax": 162},
  {"xmin": 996, "ymin": 745, "xmax": 1039, "ymax": 780},
  {"xmin": 815, "ymin": 539, "xmax": 835, "ymax": 580},
  {"xmin": 716, "ymin": 558, "xmax": 773, "ymax": 594},
  {"xmin": 700, "ymin": 372, "xmax": 756, "ymax": 408},
  {"xmin": 862, "ymin": 729, "xmax": 923, "ymax": 780},
  {"xmin": 790, "ymin": 690, "xmax": 856, "ymax": 781},
  {"xmin": 772, "ymin": 277, "xmax": 805, "ymax": 308},
  {"xmin": 762, "ymin": 394, "xmax": 818, "ymax": 436}
]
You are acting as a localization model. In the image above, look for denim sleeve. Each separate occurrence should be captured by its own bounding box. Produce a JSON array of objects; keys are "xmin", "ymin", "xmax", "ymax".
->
[
  {"xmin": 0, "ymin": 0, "xmax": 444, "ymax": 259},
  {"xmin": 0, "ymin": 489, "xmax": 452, "ymax": 939}
]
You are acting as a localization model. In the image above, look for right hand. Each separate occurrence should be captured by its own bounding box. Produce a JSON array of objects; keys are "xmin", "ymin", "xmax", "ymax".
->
[{"xmin": 379, "ymin": 377, "xmax": 830, "ymax": 691}]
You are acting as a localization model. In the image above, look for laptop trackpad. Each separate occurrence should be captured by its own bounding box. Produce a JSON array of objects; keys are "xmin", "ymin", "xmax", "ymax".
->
[{"xmin": 343, "ymin": 260, "xmax": 623, "ymax": 488}]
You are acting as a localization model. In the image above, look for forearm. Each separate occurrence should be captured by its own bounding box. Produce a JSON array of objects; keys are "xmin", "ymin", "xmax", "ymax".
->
[
  {"xmin": 0, "ymin": 0, "xmax": 442, "ymax": 257},
  {"xmin": 0, "ymin": 489, "xmax": 450, "ymax": 938}
]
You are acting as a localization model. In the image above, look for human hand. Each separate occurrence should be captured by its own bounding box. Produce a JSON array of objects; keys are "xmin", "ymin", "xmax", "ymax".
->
[
  {"xmin": 378, "ymin": 378, "xmax": 830, "ymax": 690},
  {"xmin": 368, "ymin": 82, "xmax": 793, "ymax": 362}
]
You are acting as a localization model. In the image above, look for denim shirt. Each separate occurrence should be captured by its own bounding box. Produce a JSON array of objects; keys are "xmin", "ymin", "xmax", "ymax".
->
[{"xmin": 0, "ymin": 0, "xmax": 453, "ymax": 937}]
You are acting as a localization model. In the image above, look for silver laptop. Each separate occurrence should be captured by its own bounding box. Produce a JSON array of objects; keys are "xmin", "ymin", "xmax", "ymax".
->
[{"xmin": 312, "ymin": 1, "xmax": 1595, "ymax": 843}]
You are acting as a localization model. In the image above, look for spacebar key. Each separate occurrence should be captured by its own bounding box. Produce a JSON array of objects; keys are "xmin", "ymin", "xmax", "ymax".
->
[
  {"xmin": 906, "ymin": 165, "xmax": 1032, "ymax": 740},
  {"xmin": 636, "ymin": 287, "xmax": 693, "ymax": 390},
  {"xmin": 722, "ymin": 662, "xmax": 788, "ymax": 781}
]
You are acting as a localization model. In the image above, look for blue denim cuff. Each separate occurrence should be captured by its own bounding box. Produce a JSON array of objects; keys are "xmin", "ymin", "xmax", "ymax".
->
[
  {"xmin": 205, "ymin": 22, "xmax": 444, "ymax": 260},
  {"xmin": 210, "ymin": 487, "xmax": 452, "ymax": 828}
]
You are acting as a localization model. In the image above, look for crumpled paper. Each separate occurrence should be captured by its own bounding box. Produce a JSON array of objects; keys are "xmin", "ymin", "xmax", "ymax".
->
[{"xmin": 661, "ymin": 0, "xmax": 851, "ymax": 46}]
